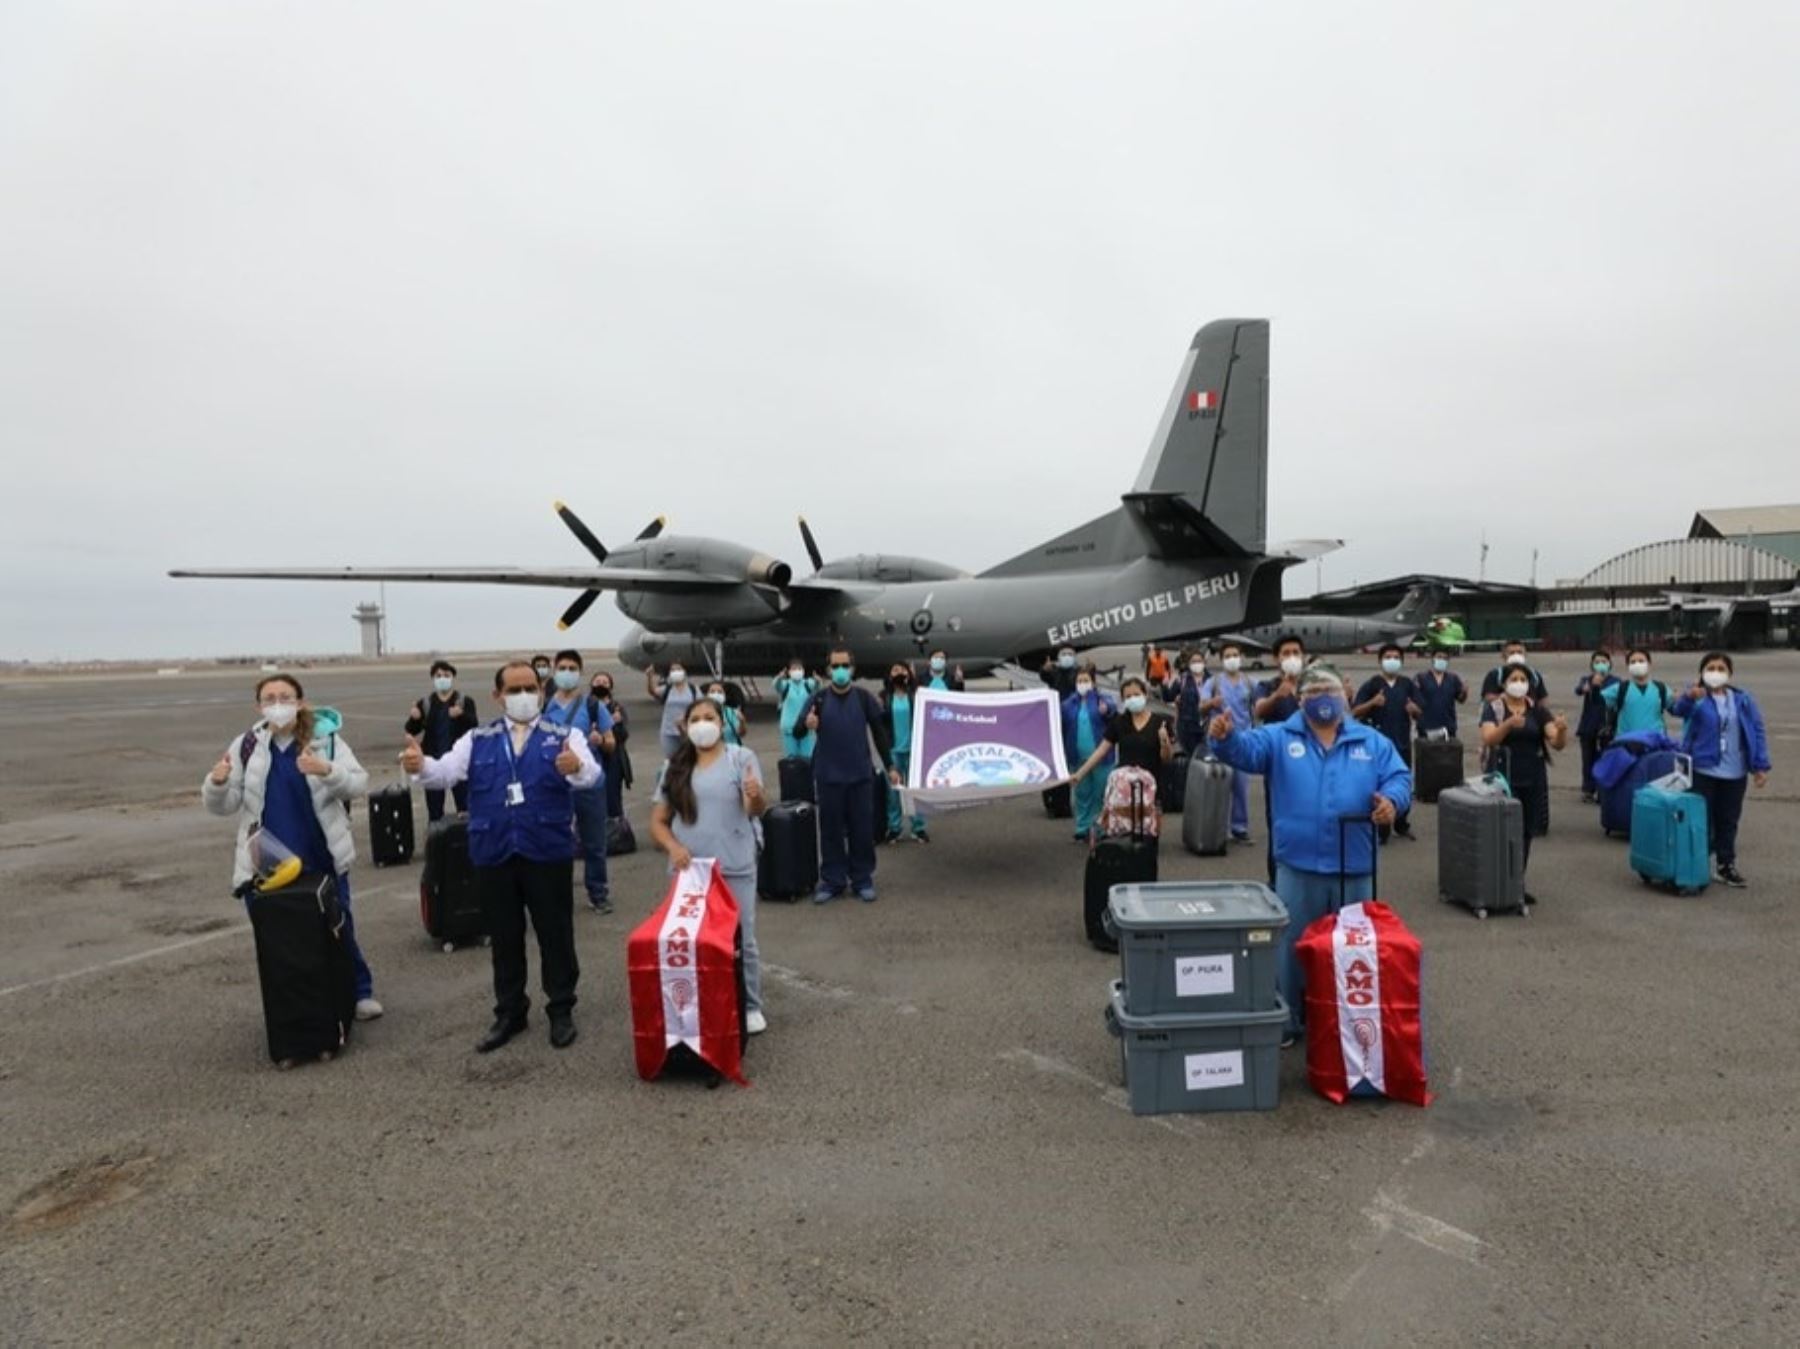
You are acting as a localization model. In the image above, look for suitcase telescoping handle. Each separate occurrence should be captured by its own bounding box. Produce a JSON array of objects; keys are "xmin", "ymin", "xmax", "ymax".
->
[{"xmin": 1336, "ymin": 813, "xmax": 1378, "ymax": 914}]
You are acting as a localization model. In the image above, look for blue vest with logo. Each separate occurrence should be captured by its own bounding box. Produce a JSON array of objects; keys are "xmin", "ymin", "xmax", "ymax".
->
[{"xmin": 465, "ymin": 721, "xmax": 578, "ymax": 868}]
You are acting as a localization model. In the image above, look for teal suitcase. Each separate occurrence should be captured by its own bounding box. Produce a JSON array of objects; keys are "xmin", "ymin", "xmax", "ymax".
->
[{"xmin": 1629, "ymin": 786, "xmax": 1710, "ymax": 895}]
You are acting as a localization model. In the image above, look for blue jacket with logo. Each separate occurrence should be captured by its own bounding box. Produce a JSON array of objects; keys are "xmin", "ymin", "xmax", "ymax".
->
[
  {"xmin": 1670, "ymin": 686, "xmax": 1771, "ymax": 775},
  {"xmin": 465, "ymin": 721, "xmax": 579, "ymax": 868},
  {"xmin": 1211, "ymin": 713, "xmax": 1413, "ymax": 876},
  {"xmin": 1061, "ymin": 690, "xmax": 1117, "ymax": 767}
]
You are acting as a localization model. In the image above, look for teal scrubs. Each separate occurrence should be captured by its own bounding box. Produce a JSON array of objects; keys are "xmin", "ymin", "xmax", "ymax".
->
[
  {"xmin": 886, "ymin": 693, "xmax": 926, "ymax": 838},
  {"xmin": 1074, "ymin": 705, "xmax": 1108, "ymax": 838},
  {"xmin": 774, "ymin": 675, "xmax": 817, "ymax": 759}
]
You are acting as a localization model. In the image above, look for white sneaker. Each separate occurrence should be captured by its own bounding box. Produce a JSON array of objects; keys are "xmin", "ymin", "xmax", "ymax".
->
[
  {"xmin": 354, "ymin": 997, "xmax": 385, "ymax": 1022},
  {"xmin": 745, "ymin": 1009, "xmax": 768, "ymax": 1035}
]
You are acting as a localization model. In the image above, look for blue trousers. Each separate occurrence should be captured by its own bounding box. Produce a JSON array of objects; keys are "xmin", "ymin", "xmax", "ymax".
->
[
  {"xmin": 886, "ymin": 750, "xmax": 926, "ymax": 837},
  {"xmin": 817, "ymin": 776, "xmax": 876, "ymax": 892},
  {"xmin": 571, "ymin": 784, "xmax": 610, "ymax": 902},
  {"xmin": 1273, "ymin": 863, "xmax": 1373, "ymax": 1035},
  {"xmin": 1229, "ymin": 764, "xmax": 1251, "ymax": 838}
]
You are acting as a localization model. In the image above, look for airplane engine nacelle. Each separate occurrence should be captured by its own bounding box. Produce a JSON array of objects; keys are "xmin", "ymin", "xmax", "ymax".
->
[
  {"xmin": 814, "ymin": 554, "xmax": 967, "ymax": 584},
  {"xmin": 609, "ymin": 536, "xmax": 792, "ymax": 590}
]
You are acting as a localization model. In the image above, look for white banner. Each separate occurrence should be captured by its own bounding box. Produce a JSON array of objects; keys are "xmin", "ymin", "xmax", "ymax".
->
[
  {"xmin": 901, "ymin": 688, "xmax": 1071, "ymax": 815},
  {"xmin": 658, "ymin": 859, "xmax": 715, "ymax": 1050},
  {"xmin": 1331, "ymin": 903, "xmax": 1386, "ymax": 1095}
]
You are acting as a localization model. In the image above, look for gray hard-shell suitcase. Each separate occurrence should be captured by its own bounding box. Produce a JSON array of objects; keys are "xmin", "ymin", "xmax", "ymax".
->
[
  {"xmin": 1181, "ymin": 755, "xmax": 1232, "ymax": 856},
  {"xmin": 1436, "ymin": 777, "xmax": 1527, "ymax": 918}
]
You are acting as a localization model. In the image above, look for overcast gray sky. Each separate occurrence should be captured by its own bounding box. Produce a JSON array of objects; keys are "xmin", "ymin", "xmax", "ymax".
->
[{"xmin": 4, "ymin": 1, "xmax": 1798, "ymax": 661}]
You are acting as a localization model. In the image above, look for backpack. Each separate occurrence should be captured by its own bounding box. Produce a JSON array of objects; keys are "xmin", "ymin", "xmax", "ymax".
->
[{"xmin": 1097, "ymin": 766, "xmax": 1160, "ymax": 840}]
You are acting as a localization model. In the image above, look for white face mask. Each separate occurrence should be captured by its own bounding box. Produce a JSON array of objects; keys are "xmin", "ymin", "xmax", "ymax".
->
[
  {"xmin": 708, "ymin": 691, "xmax": 727, "ymax": 705},
  {"xmin": 1058, "ymin": 653, "xmax": 1076, "ymax": 669},
  {"xmin": 1123, "ymin": 694, "xmax": 1148, "ymax": 714},
  {"xmin": 1505, "ymin": 653, "xmax": 1527, "ymax": 667},
  {"xmin": 668, "ymin": 668, "xmax": 687, "ymax": 684},
  {"xmin": 1628, "ymin": 661, "xmax": 1650, "ymax": 679},
  {"xmin": 1702, "ymin": 669, "xmax": 1730, "ymax": 690},
  {"xmin": 687, "ymin": 720, "xmax": 722, "ymax": 749},
  {"xmin": 261, "ymin": 702, "xmax": 298, "ymax": 729},
  {"xmin": 1222, "ymin": 657, "xmax": 1241, "ymax": 674},
  {"xmin": 503, "ymin": 692, "xmax": 540, "ymax": 723},
  {"xmin": 1189, "ymin": 662, "xmax": 1204, "ymax": 676},
  {"xmin": 1075, "ymin": 681, "xmax": 1094, "ymax": 696},
  {"xmin": 930, "ymin": 657, "xmax": 946, "ymax": 673},
  {"xmin": 788, "ymin": 668, "xmax": 804, "ymax": 680},
  {"xmin": 1279, "ymin": 656, "xmax": 1304, "ymax": 677},
  {"xmin": 432, "ymin": 675, "xmax": 453, "ymax": 694},
  {"xmin": 1381, "ymin": 658, "xmax": 1402, "ymax": 675},
  {"xmin": 1505, "ymin": 681, "xmax": 1529, "ymax": 700}
]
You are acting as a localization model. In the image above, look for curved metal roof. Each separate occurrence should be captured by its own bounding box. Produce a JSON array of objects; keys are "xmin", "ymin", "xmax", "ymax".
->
[{"xmin": 1575, "ymin": 537, "xmax": 1796, "ymax": 588}]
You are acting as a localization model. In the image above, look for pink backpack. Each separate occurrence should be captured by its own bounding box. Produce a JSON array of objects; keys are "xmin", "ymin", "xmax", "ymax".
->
[{"xmin": 1097, "ymin": 766, "xmax": 1160, "ymax": 840}]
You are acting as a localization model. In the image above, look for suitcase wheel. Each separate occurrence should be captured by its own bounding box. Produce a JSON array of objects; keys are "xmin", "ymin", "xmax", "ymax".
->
[
  {"xmin": 1474, "ymin": 907, "xmax": 1488, "ymax": 920},
  {"xmin": 443, "ymin": 941, "xmax": 457, "ymax": 954}
]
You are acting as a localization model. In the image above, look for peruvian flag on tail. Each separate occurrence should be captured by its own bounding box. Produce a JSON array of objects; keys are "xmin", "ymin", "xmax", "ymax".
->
[
  {"xmin": 1298, "ymin": 901, "xmax": 1431, "ymax": 1106},
  {"xmin": 1187, "ymin": 389, "xmax": 1218, "ymax": 414},
  {"xmin": 628, "ymin": 859, "xmax": 749, "ymax": 1086}
]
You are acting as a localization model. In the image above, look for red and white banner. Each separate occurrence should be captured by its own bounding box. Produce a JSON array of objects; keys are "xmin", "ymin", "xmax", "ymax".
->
[
  {"xmin": 1299, "ymin": 901, "xmax": 1430, "ymax": 1106},
  {"xmin": 627, "ymin": 859, "xmax": 748, "ymax": 1086}
]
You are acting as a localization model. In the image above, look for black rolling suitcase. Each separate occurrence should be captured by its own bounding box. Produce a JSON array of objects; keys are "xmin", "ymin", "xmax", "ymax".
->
[
  {"xmin": 1160, "ymin": 750, "xmax": 1191, "ymax": 815},
  {"xmin": 420, "ymin": 819, "xmax": 487, "ymax": 950},
  {"xmin": 367, "ymin": 783, "xmax": 415, "ymax": 866},
  {"xmin": 1042, "ymin": 784, "xmax": 1073, "ymax": 819},
  {"xmin": 778, "ymin": 756, "xmax": 814, "ymax": 803},
  {"xmin": 758, "ymin": 801, "xmax": 819, "ymax": 900},
  {"xmin": 247, "ymin": 872, "xmax": 357, "ymax": 1065},
  {"xmin": 1083, "ymin": 782, "xmax": 1158, "ymax": 952},
  {"xmin": 1414, "ymin": 737, "xmax": 1464, "ymax": 804}
]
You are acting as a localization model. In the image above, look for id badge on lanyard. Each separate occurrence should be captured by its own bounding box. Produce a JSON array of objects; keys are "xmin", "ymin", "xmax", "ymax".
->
[
  {"xmin": 1718, "ymin": 697, "xmax": 1731, "ymax": 757},
  {"xmin": 502, "ymin": 728, "xmax": 528, "ymax": 807}
]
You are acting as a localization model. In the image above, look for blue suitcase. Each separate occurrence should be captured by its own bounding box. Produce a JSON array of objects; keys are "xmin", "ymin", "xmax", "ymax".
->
[
  {"xmin": 1600, "ymin": 749, "xmax": 1681, "ymax": 838},
  {"xmin": 1629, "ymin": 786, "xmax": 1710, "ymax": 895}
]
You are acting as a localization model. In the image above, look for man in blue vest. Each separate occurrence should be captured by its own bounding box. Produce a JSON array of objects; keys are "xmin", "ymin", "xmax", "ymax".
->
[{"xmin": 404, "ymin": 659, "xmax": 601, "ymax": 1053}]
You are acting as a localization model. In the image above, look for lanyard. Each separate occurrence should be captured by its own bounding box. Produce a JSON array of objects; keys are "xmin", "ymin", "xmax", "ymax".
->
[
  {"xmin": 1715, "ymin": 693, "xmax": 1733, "ymax": 754},
  {"xmin": 501, "ymin": 720, "xmax": 535, "ymax": 784}
]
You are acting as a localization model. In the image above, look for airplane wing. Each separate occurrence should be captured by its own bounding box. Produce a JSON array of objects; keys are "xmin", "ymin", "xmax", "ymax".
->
[
  {"xmin": 1210, "ymin": 631, "xmax": 1272, "ymax": 654},
  {"xmin": 1271, "ymin": 538, "xmax": 1343, "ymax": 561},
  {"xmin": 167, "ymin": 565, "xmax": 744, "ymax": 591}
]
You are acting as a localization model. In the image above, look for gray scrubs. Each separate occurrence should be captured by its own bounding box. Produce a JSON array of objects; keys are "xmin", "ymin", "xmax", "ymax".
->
[
  {"xmin": 654, "ymin": 746, "xmax": 764, "ymax": 1010},
  {"xmin": 657, "ymin": 681, "xmax": 699, "ymax": 760}
]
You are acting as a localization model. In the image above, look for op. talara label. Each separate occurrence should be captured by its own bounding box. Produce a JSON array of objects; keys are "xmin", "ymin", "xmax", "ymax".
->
[
  {"xmin": 1174, "ymin": 952, "xmax": 1235, "ymax": 998},
  {"xmin": 1184, "ymin": 1050, "xmax": 1245, "ymax": 1092}
]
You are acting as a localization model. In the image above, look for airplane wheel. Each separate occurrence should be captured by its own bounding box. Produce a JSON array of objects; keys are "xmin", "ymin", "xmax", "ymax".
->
[{"xmin": 1474, "ymin": 907, "xmax": 1489, "ymax": 920}]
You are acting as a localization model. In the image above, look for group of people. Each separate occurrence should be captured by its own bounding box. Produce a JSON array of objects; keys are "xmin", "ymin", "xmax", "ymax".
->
[{"xmin": 204, "ymin": 633, "xmax": 1770, "ymax": 1063}]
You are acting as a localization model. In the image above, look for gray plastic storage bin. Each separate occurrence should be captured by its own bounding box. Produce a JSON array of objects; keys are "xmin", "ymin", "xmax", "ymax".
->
[
  {"xmin": 1104, "ymin": 982, "xmax": 1287, "ymax": 1115},
  {"xmin": 1106, "ymin": 881, "xmax": 1288, "ymax": 1016}
]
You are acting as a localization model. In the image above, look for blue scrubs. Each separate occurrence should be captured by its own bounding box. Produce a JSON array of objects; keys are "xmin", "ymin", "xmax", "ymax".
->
[
  {"xmin": 1202, "ymin": 674, "xmax": 1254, "ymax": 838},
  {"xmin": 540, "ymin": 695, "xmax": 610, "ymax": 904}
]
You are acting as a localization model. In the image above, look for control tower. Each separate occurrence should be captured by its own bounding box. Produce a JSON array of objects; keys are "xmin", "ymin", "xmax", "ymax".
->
[{"xmin": 352, "ymin": 602, "xmax": 386, "ymax": 659}]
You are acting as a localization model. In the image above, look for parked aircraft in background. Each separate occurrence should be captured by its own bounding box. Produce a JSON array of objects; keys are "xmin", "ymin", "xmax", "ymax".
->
[{"xmin": 1214, "ymin": 582, "xmax": 1448, "ymax": 658}]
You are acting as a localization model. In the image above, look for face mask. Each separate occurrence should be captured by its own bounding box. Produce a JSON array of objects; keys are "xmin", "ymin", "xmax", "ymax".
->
[
  {"xmin": 1381, "ymin": 658, "xmax": 1402, "ymax": 675},
  {"xmin": 553, "ymin": 670, "xmax": 580, "ymax": 691},
  {"xmin": 261, "ymin": 703, "xmax": 298, "ymax": 729},
  {"xmin": 1123, "ymin": 695, "xmax": 1147, "ymax": 714},
  {"xmin": 830, "ymin": 667, "xmax": 852, "ymax": 688},
  {"xmin": 1702, "ymin": 669, "xmax": 1730, "ymax": 690},
  {"xmin": 1223, "ymin": 657, "xmax": 1242, "ymax": 674},
  {"xmin": 891, "ymin": 675, "xmax": 909, "ymax": 689},
  {"xmin": 1628, "ymin": 661, "xmax": 1649, "ymax": 679},
  {"xmin": 930, "ymin": 657, "xmax": 946, "ymax": 674},
  {"xmin": 533, "ymin": 666, "xmax": 551, "ymax": 681},
  {"xmin": 1279, "ymin": 656, "xmax": 1304, "ymax": 677},
  {"xmin": 504, "ymin": 692, "xmax": 539, "ymax": 723},
  {"xmin": 432, "ymin": 676, "xmax": 453, "ymax": 694},
  {"xmin": 708, "ymin": 691, "xmax": 727, "ymax": 705},
  {"xmin": 1505, "ymin": 681, "xmax": 1530, "ymax": 700},
  {"xmin": 789, "ymin": 668, "xmax": 804, "ymax": 680},
  {"xmin": 1075, "ymin": 681, "xmax": 1094, "ymax": 696},
  {"xmin": 1058, "ymin": 654, "xmax": 1076, "ymax": 670},
  {"xmin": 1592, "ymin": 661, "xmax": 1610, "ymax": 675},
  {"xmin": 1190, "ymin": 662, "xmax": 1205, "ymax": 676},
  {"xmin": 668, "ymin": 668, "xmax": 687, "ymax": 684},
  {"xmin": 1505, "ymin": 653, "xmax": 1526, "ymax": 667},
  {"xmin": 1302, "ymin": 694, "xmax": 1344, "ymax": 725},
  {"xmin": 687, "ymin": 720, "xmax": 722, "ymax": 750},
  {"xmin": 1432, "ymin": 658, "xmax": 1449, "ymax": 673}
]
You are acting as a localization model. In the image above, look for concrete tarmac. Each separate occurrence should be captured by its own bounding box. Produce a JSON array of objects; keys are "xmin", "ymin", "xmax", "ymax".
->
[{"xmin": 1, "ymin": 652, "xmax": 1796, "ymax": 1345}]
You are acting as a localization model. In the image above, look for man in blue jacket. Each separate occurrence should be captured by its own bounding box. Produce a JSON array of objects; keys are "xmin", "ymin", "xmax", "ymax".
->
[
  {"xmin": 1207, "ymin": 664, "xmax": 1412, "ymax": 1045},
  {"xmin": 405, "ymin": 659, "xmax": 601, "ymax": 1053}
]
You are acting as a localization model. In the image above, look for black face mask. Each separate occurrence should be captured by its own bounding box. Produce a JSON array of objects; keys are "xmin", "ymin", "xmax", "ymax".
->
[{"xmin": 892, "ymin": 675, "xmax": 910, "ymax": 688}]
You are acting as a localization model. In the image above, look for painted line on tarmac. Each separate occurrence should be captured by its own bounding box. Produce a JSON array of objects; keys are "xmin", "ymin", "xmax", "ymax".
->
[
  {"xmin": 0, "ymin": 881, "xmax": 401, "ymax": 999},
  {"xmin": 1363, "ymin": 1190, "xmax": 1486, "ymax": 1265},
  {"xmin": 762, "ymin": 963, "xmax": 919, "ymax": 1015},
  {"xmin": 999, "ymin": 1047, "xmax": 1210, "ymax": 1138}
]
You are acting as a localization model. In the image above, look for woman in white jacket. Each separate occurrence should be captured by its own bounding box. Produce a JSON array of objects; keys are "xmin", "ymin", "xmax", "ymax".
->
[{"xmin": 202, "ymin": 674, "xmax": 381, "ymax": 1021}]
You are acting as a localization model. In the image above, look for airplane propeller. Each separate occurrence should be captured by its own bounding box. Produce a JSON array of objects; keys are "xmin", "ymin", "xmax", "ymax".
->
[
  {"xmin": 553, "ymin": 502, "xmax": 670, "ymax": 630},
  {"xmin": 798, "ymin": 516, "xmax": 825, "ymax": 573}
]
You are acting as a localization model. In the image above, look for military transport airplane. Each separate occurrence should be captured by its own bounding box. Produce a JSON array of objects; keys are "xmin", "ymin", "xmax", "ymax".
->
[
  {"xmin": 1216, "ymin": 582, "xmax": 1448, "ymax": 657},
  {"xmin": 173, "ymin": 318, "xmax": 1336, "ymax": 679}
]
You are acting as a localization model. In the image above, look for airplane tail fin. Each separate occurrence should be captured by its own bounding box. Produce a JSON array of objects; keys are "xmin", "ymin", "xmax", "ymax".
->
[
  {"xmin": 982, "ymin": 319, "xmax": 1269, "ymax": 578},
  {"xmin": 1391, "ymin": 582, "xmax": 1448, "ymax": 626}
]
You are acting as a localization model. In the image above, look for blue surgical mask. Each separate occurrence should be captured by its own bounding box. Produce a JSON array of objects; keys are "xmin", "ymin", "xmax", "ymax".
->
[
  {"xmin": 930, "ymin": 657, "xmax": 946, "ymax": 674},
  {"xmin": 1058, "ymin": 653, "xmax": 1076, "ymax": 670},
  {"xmin": 1381, "ymin": 658, "xmax": 1402, "ymax": 675},
  {"xmin": 1123, "ymin": 694, "xmax": 1147, "ymax": 714},
  {"xmin": 432, "ymin": 675, "xmax": 453, "ymax": 694},
  {"xmin": 1431, "ymin": 658, "xmax": 1448, "ymax": 673},
  {"xmin": 553, "ymin": 669, "xmax": 580, "ymax": 691},
  {"xmin": 830, "ymin": 667, "xmax": 853, "ymax": 688},
  {"xmin": 1593, "ymin": 661, "xmax": 1610, "ymax": 675},
  {"xmin": 1303, "ymin": 694, "xmax": 1344, "ymax": 725}
]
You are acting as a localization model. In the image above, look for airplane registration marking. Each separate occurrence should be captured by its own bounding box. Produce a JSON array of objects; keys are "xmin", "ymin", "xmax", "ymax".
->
[{"xmin": 1045, "ymin": 572, "xmax": 1240, "ymax": 646}]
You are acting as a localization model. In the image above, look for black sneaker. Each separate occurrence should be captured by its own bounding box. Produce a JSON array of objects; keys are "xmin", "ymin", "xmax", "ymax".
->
[{"xmin": 1718, "ymin": 864, "xmax": 1747, "ymax": 888}]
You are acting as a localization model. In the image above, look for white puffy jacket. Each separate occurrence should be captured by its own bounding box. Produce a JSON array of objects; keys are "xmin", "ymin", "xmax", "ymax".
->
[{"xmin": 202, "ymin": 723, "xmax": 370, "ymax": 887}]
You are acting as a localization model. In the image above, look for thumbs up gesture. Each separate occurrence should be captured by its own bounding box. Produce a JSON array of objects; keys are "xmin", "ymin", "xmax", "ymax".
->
[
  {"xmin": 1370, "ymin": 690, "xmax": 1387, "ymax": 709},
  {"xmin": 555, "ymin": 742, "xmax": 582, "ymax": 776},
  {"xmin": 1208, "ymin": 709, "xmax": 1235, "ymax": 741},
  {"xmin": 296, "ymin": 749, "xmax": 330, "ymax": 778},
  {"xmin": 399, "ymin": 734, "xmax": 424, "ymax": 775},
  {"xmin": 209, "ymin": 753, "xmax": 232, "ymax": 786}
]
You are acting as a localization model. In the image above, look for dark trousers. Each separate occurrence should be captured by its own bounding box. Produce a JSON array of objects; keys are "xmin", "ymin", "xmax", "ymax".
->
[
  {"xmin": 1512, "ymin": 781, "xmax": 1546, "ymax": 872},
  {"xmin": 425, "ymin": 783, "xmax": 469, "ymax": 823},
  {"xmin": 1178, "ymin": 724, "xmax": 1203, "ymax": 757},
  {"xmin": 817, "ymin": 776, "xmax": 876, "ymax": 892},
  {"xmin": 1263, "ymin": 780, "xmax": 1277, "ymax": 886},
  {"xmin": 601, "ymin": 750, "xmax": 624, "ymax": 819},
  {"xmin": 477, "ymin": 856, "xmax": 579, "ymax": 1023},
  {"xmin": 1578, "ymin": 734, "xmax": 1602, "ymax": 794},
  {"xmin": 1693, "ymin": 773, "xmax": 1749, "ymax": 866}
]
